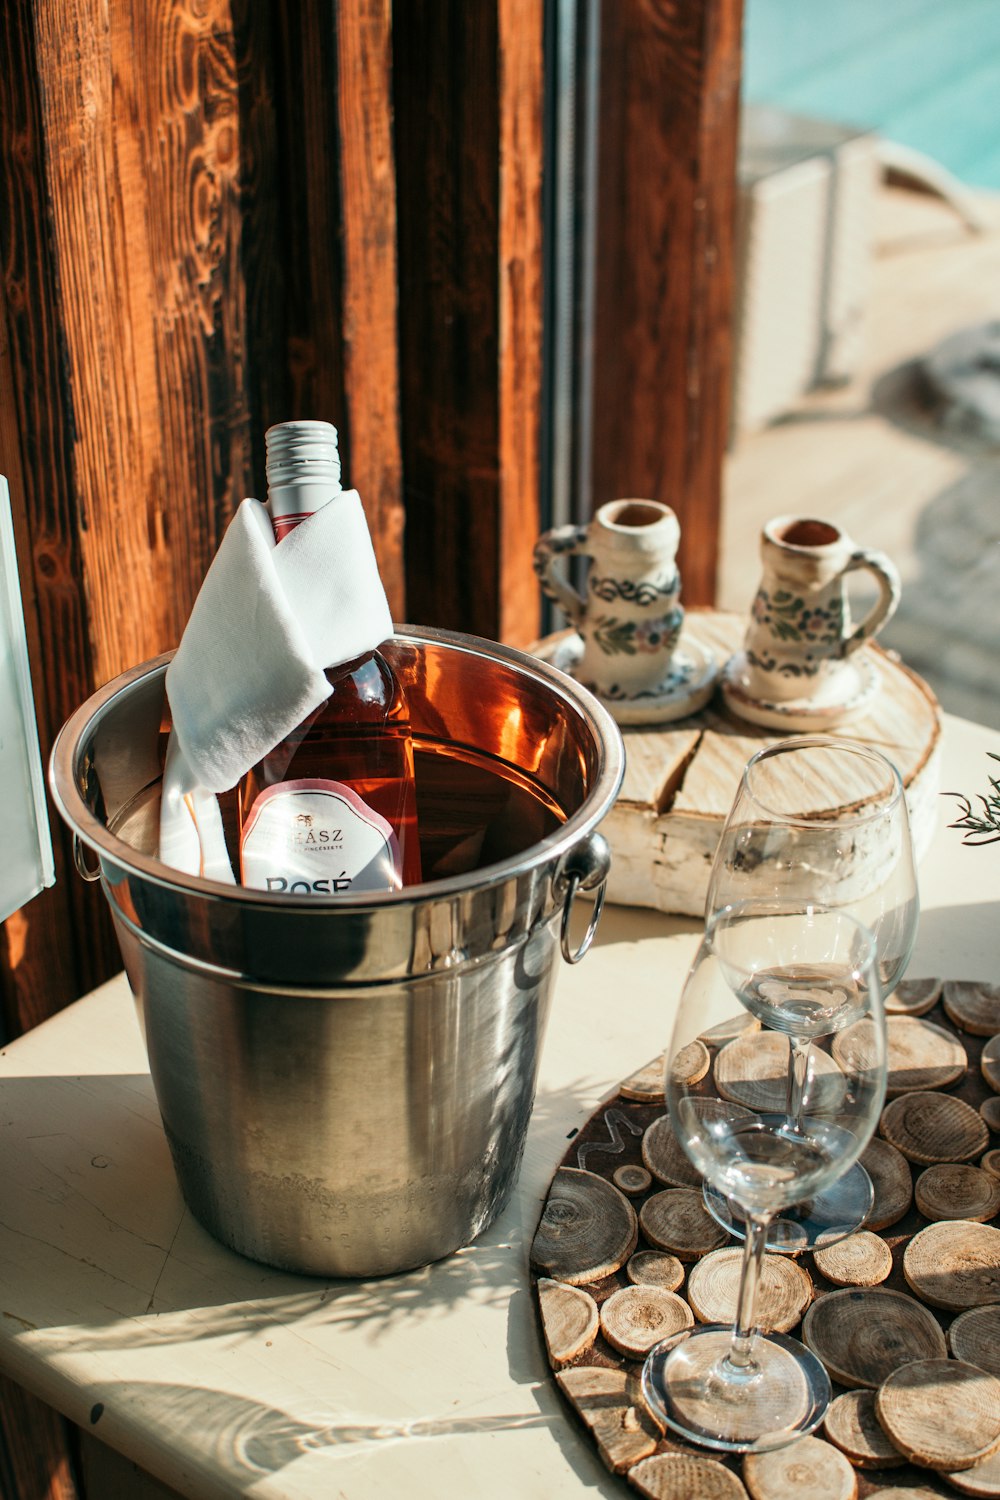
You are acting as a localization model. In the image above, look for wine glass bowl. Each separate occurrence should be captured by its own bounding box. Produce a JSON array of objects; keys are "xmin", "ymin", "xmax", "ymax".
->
[{"xmin": 642, "ymin": 900, "xmax": 887, "ymax": 1452}]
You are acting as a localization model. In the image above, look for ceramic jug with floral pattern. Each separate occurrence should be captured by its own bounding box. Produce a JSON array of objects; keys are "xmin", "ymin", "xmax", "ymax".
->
[
  {"xmin": 533, "ymin": 498, "xmax": 683, "ymax": 700},
  {"xmin": 738, "ymin": 515, "xmax": 900, "ymax": 706}
]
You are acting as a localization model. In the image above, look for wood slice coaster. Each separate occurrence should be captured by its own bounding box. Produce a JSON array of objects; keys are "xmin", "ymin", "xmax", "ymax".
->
[
  {"xmin": 982, "ymin": 1035, "xmax": 1000, "ymax": 1093},
  {"xmin": 642, "ymin": 1114, "xmax": 703, "ymax": 1188},
  {"xmin": 599, "ymin": 1284, "xmax": 694, "ymax": 1358},
  {"xmin": 812, "ymin": 1232, "xmax": 894, "ymax": 1288},
  {"xmin": 859, "ymin": 1137, "xmax": 914, "ymax": 1231},
  {"xmin": 698, "ymin": 1014, "xmax": 760, "ymax": 1046},
  {"xmin": 949, "ymin": 1306, "xmax": 1000, "ymax": 1377},
  {"xmin": 533, "ymin": 989, "xmax": 1000, "ymax": 1498},
  {"xmin": 823, "ymin": 1390, "xmax": 906, "ymax": 1469},
  {"xmin": 833, "ymin": 1015, "xmax": 967, "ymax": 1097},
  {"xmin": 875, "ymin": 1359, "xmax": 1000, "ymax": 1472},
  {"xmin": 685, "ymin": 1247, "xmax": 812, "ymax": 1333},
  {"xmin": 944, "ymin": 982, "xmax": 1000, "ymax": 1038},
  {"xmin": 943, "ymin": 1447, "xmax": 1000, "ymax": 1497},
  {"xmin": 555, "ymin": 1366, "xmax": 661, "ymax": 1472},
  {"xmin": 538, "ymin": 1278, "xmax": 600, "ymax": 1367},
  {"xmin": 670, "ymin": 1038, "xmax": 712, "ymax": 1087},
  {"xmin": 887, "ymin": 1017, "xmax": 967, "ymax": 1096},
  {"xmin": 621, "ymin": 1054, "xmax": 667, "ymax": 1103},
  {"xmin": 627, "ymin": 1250, "xmax": 685, "ymax": 1292},
  {"xmin": 630, "ymin": 1453, "xmax": 750, "ymax": 1499},
  {"xmin": 886, "ymin": 979, "xmax": 943, "ymax": 1018},
  {"xmin": 639, "ymin": 1188, "xmax": 731, "ymax": 1261},
  {"xmin": 742, "ymin": 1436, "xmax": 859, "ymax": 1500},
  {"xmin": 615, "ymin": 1164, "xmax": 654, "ymax": 1196},
  {"xmin": 982, "ymin": 1149, "xmax": 1000, "ymax": 1179},
  {"xmin": 880, "ymin": 1091, "xmax": 990, "ymax": 1164},
  {"xmin": 534, "ymin": 614, "xmax": 941, "ymax": 917},
  {"xmin": 914, "ymin": 1164, "xmax": 1000, "ymax": 1223},
  {"xmin": 715, "ymin": 1031, "xmax": 844, "ymax": 1114},
  {"xmin": 904, "ymin": 1221, "xmax": 1000, "ymax": 1311},
  {"xmin": 530, "ymin": 1167, "xmax": 638, "ymax": 1284},
  {"xmin": 800, "ymin": 1287, "xmax": 948, "ymax": 1389}
]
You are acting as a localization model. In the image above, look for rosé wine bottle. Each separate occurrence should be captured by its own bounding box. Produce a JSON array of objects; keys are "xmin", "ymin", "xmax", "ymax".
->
[{"xmin": 237, "ymin": 421, "xmax": 421, "ymax": 894}]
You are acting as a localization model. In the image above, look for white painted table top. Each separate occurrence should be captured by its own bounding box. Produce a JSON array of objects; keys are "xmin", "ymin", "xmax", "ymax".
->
[{"xmin": 0, "ymin": 711, "xmax": 996, "ymax": 1498}]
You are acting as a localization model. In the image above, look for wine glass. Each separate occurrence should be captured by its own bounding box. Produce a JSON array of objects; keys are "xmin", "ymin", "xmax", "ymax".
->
[
  {"xmin": 703, "ymin": 736, "xmax": 917, "ymax": 1251},
  {"xmin": 642, "ymin": 900, "xmax": 887, "ymax": 1452}
]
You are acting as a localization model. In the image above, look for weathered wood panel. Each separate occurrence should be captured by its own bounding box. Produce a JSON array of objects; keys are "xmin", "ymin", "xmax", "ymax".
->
[
  {"xmin": 394, "ymin": 0, "xmax": 545, "ymax": 647},
  {"xmin": 591, "ymin": 0, "xmax": 743, "ymax": 606}
]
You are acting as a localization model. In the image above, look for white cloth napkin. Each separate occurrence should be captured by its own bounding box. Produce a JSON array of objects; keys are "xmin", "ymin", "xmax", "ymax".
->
[{"xmin": 158, "ymin": 490, "xmax": 393, "ymax": 878}]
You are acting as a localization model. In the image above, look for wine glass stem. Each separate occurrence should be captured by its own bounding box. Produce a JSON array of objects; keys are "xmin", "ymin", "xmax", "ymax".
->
[
  {"xmin": 786, "ymin": 1036, "xmax": 812, "ymax": 1131},
  {"xmin": 724, "ymin": 1208, "xmax": 772, "ymax": 1374}
]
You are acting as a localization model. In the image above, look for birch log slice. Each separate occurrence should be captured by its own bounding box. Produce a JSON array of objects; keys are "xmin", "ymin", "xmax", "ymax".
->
[
  {"xmin": 880, "ymin": 1091, "xmax": 989, "ymax": 1164},
  {"xmin": 533, "ymin": 615, "xmax": 940, "ymax": 917},
  {"xmin": 555, "ymin": 1366, "xmax": 661, "ymax": 1472},
  {"xmin": 903, "ymin": 1221, "xmax": 1000, "ymax": 1310},
  {"xmin": 944, "ymin": 982, "xmax": 1000, "ymax": 1037},
  {"xmin": 914, "ymin": 1164, "xmax": 1000, "ymax": 1222},
  {"xmin": 598, "ymin": 1283, "xmax": 694, "ymax": 1358},
  {"xmin": 822, "ymin": 1389, "xmax": 905, "ymax": 1468},
  {"xmin": 832, "ymin": 1015, "xmax": 967, "ymax": 1096},
  {"xmin": 742, "ymin": 1436, "xmax": 858, "ymax": 1500},
  {"xmin": 537, "ymin": 1279, "xmax": 600, "ymax": 1367},
  {"xmin": 620, "ymin": 1054, "xmax": 667, "ymax": 1103},
  {"xmin": 886, "ymin": 977, "xmax": 943, "ymax": 1017},
  {"xmin": 859, "ymin": 1136, "xmax": 913, "ymax": 1231},
  {"xmin": 715, "ymin": 1031, "xmax": 843, "ymax": 1114},
  {"xmin": 629, "ymin": 1453, "xmax": 750, "ymax": 1500},
  {"xmin": 949, "ymin": 1306, "xmax": 1000, "ymax": 1377},
  {"xmin": 642, "ymin": 1114, "xmax": 703, "ymax": 1188},
  {"xmin": 685, "ymin": 1247, "xmax": 812, "ymax": 1332},
  {"xmin": 614, "ymin": 1163, "xmax": 653, "ymax": 1195},
  {"xmin": 801, "ymin": 1287, "xmax": 948, "ymax": 1388},
  {"xmin": 944, "ymin": 1447, "xmax": 1000, "ymax": 1497},
  {"xmin": 874, "ymin": 1358, "xmax": 1000, "ymax": 1472},
  {"xmin": 669, "ymin": 1038, "xmax": 711, "ymax": 1087},
  {"xmin": 982, "ymin": 1034, "xmax": 1000, "ymax": 1092},
  {"xmin": 627, "ymin": 1249, "xmax": 686, "ymax": 1292},
  {"xmin": 812, "ymin": 1231, "xmax": 893, "ymax": 1288},
  {"xmin": 531, "ymin": 1167, "xmax": 638, "ymax": 1284},
  {"xmin": 639, "ymin": 1188, "xmax": 731, "ymax": 1261}
]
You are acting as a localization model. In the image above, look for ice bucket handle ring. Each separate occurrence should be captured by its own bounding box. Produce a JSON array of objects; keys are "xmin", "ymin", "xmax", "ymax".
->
[
  {"xmin": 554, "ymin": 831, "xmax": 611, "ymax": 964},
  {"xmin": 73, "ymin": 833, "xmax": 102, "ymax": 882}
]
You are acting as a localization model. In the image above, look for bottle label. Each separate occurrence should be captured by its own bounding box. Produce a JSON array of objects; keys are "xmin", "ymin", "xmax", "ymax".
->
[{"xmin": 240, "ymin": 779, "xmax": 402, "ymax": 895}]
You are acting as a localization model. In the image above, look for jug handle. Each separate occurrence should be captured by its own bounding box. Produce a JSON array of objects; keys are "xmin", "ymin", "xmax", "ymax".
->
[
  {"xmin": 842, "ymin": 548, "xmax": 901, "ymax": 656},
  {"xmin": 555, "ymin": 832, "xmax": 611, "ymax": 964},
  {"xmin": 533, "ymin": 523, "xmax": 589, "ymax": 626}
]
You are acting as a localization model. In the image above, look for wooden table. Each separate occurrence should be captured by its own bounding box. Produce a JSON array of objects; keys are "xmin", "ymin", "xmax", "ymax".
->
[{"xmin": 0, "ymin": 710, "xmax": 997, "ymax": 1499}]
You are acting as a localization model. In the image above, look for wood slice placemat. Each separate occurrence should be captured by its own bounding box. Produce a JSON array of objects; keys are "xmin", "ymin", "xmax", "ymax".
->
[
  {"xmin": 532, "ymin": 611, "xmax": 941, "ymax": 917},
  {"xmin": 532, "ymin": 980, "xmax": 1000, "ymax": 1498}
]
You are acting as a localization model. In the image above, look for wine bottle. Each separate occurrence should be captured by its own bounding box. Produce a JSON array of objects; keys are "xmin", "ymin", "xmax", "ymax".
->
[{"xmin": 237, "ymin": 421, "xmax": 421, "ymax": 893}]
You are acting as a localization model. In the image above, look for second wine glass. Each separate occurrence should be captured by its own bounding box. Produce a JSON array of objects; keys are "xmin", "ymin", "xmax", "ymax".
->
[
  {"xmin": 643, "ymin": 899, "xmax": 887, "ymax": 1451},
  {"xmin": 704, "ymin": 735, "xmax": 917, "ymax": 1251}
]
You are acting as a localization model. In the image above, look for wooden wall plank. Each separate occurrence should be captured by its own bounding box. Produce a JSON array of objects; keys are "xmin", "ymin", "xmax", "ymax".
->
[
  {"xmin": 394, "ymin": 0, "xmax": 543, "ymax": 646},
  {"xmin": 591, "ymin": 0, "xmax": 743, "ymax": 606},
  {"xmin": 0, "ymin": 1372, "xmax": 81, "ymax": 1500},
  {"xmin": 336, "ymin": 0, "xmax": 406, "ymax": 614},
  {"xmin": 498, "ymin": 0, "xmax": 545, "ymax": 644}
]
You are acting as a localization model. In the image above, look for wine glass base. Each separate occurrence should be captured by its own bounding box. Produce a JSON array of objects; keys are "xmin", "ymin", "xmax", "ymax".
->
[
  {"xmin": 642, "ymin": 1324, "xmax": 831, "ymax": 1453},
  {"xmin": 702, "ymin": 1163, "xmax": 875, "ymax": 1254}
]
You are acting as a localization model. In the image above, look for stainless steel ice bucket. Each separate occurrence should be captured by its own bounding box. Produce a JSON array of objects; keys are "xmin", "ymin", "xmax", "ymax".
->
[{"xmin": 50, "ymin": 626, "xmax": 624, "ymax": 1277}]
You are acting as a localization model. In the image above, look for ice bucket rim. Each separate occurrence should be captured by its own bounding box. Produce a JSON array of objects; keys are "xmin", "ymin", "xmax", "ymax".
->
[{"xmin": 49, "ymin": 622, "xmax": 625, "ymax": 909}]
